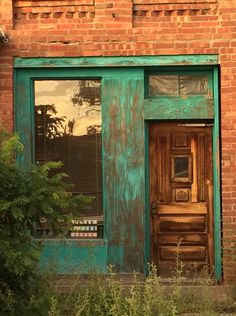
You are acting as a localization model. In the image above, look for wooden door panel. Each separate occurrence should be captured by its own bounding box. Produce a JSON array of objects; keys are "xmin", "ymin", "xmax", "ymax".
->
[
  {"xmin": 159, "ymin": 233, "xmax": 208, "ymax": 245},
  {"xmin": 160, "ymin": 246, "xmax": 206, "ymax": 261},
  {"xmin": 172, "ymin": 133, "xmax": 190, "ymax": 148},
  {"xmin": 158, "ymin": 262, "xmax": 207, "ymax": 277},
  {"xmin": 158, "ymin": 203, "xmax": 207, "ymax": 214},
  {"xmin": 157, "ymin": 134, "xmax": 169, "ymax": 203},
  {"xmin": 149, "ymin": 122, "xmax": 213, "ymax": 277},
  {"xmin": 159, "ymin": 216, "xmax": 206, "ymax": 232}
]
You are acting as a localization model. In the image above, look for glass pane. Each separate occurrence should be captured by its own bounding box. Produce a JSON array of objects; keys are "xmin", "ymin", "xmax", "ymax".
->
[
  {"xmin": 34, "ymin": 80, "xmax": 102, "ymax": 215},
  {"xmin": 149, "ymin": 75, "xmax": 179, "ymax": 96},
  {"xmin": 174, "ymin": 157, "xmax": 189, "ymax": 178},
  {"xmin": 180, "ymin": 75, "xmax": 208, "ymax": 96}
]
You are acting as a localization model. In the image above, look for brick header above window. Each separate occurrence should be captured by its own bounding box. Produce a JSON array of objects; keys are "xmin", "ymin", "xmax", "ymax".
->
[
  {"xmin": 13, "ymin": 0, "xmax": 95, "ymax": 22},
  {"xmin": 133, "ymin": 0, "xmax": 217, "ymax": 22}
]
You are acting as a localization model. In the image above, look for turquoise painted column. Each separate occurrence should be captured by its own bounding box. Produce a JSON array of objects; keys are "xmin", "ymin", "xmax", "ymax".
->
[{"xmin": 103, "ymin": 74, "xmax": 145, "ymax": 272}]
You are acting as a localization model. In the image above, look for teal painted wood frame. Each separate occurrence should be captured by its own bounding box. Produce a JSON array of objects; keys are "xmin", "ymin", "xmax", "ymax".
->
[
  {"xmin": 38, "ymin": 240, "xmax": 108, "ymax": 274},
  {"xmin": 213, "ymin": 67, "xmax": 222, "ymax": 281},
  {"xmin": 14, "ymin": 55, "xmax": 221, "ymax": 278},
  {"xmin": 144, "ymin": 98, "xmax": 214, "ymax": 120},
  {"xmin": 14, "ymin": 66, "xmax": 146, "ymax": 273},
  {"xmin": 14, "ymin": 55, "xmax": 218, "ymax": 68},
  {"xmin": 144, "ymin": 122, "xmax": 150, "ymax": 277},
  {"xmin": 144, "ymin": 67, "xmax": 214, "ymax": 120},
  {"xmin": 143, "ymin": 66, "xmax": 221, "ymax": 281}
]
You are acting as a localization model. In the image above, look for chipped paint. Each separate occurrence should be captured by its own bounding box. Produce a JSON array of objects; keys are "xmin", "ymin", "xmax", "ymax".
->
[
  {"xmin": 38, "ymin": 239, "xmax": 108, "ymax": 274},
  {"xmin": 213, "ymin": 67, "xmax": 222, "ymax": 281},
  {"xmin": 14, "ymin": 58, "xmax": 220, "ymax": 277},
  {"xmin": 14, "ymin": 55, "xmax": 218, "ymax": 68},
  {"xmin": 144, "ymin": 98, "xmax": 214, "ymax": 120},
  {"xmin": 103, "ymin": 77, "xmax": 145, "ymax": 272}
]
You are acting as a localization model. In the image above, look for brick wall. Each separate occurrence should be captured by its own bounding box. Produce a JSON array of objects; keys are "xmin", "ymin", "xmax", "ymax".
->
[{"xmin": 1, "ymin": 0, "xmax": 236, "ymax": 282}]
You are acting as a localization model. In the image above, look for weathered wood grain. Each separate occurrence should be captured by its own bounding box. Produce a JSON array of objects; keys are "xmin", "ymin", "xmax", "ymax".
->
[
  {"xmin": 14, "ymin": 55, "xmax": 218, "ymax": 68},
  {"xmin": 149, "ymin": 122, "xmax": 213, "ymax": 276},
  {"xmin": 103, "ymin": 77, "xmax": 145, "ymax": 272},
  {"xmin": 144, "ymin": 98, "xmax": 214, "ymax": 120}
]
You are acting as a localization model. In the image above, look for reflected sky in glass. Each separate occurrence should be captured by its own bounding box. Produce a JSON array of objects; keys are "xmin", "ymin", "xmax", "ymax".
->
[{"xmin": 34, "ymin": 80, "xmax": 101, "ymax": 137}]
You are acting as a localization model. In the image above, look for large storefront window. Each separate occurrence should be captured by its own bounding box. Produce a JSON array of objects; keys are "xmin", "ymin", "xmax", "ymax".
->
[
  {"xmin": 34, "ymin": 79, "xmax": 102, "ymax": 216},
  {"xmin": 34, "ymin": 79, "xmax": 103, "ymax": 239}
]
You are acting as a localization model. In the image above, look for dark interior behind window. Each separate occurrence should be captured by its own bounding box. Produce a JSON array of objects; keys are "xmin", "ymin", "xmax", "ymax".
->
[{"xmin": 34, "ymin": 79, "xmax": 102, "ymax": 216}]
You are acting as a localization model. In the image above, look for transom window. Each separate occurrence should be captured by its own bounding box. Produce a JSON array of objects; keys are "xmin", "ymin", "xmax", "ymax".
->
[{"xmin": 148, "ymin": 74, "xmax": 209, "ymax": 97}]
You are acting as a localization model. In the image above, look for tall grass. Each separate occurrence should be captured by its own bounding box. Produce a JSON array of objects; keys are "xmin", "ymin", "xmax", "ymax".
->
[{"xmin": 47, "ymin": 262, "xmax": 225, "ymax": 316}]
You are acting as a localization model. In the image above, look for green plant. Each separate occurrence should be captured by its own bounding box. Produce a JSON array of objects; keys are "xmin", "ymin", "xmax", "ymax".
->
[
  {"xmin": 48, "ymin": 296, "xmax": 60, "ymax": 316},
  {"xmin": 49, "ymin": 262, "xmax": 222, "ymax": 316},
  {"xmin": 0, "ymin": 125, "xmax": 91, "ymax": 315}
]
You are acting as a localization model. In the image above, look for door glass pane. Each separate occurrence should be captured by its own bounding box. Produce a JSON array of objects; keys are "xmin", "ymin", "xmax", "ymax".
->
[
  {"xmin": 174, "ymin": 157, "xmax": 189, "ymax": 178},
  {"xmin": 180, "ymin": 75, "xmax": 208, "ymax": 96},
  {"xmin": 34, "ymin": 79, "xmax": 102, "ymax": 216},
  {"xmin": 149, "ymin": 75, "xmax": 179, "ymax": 96}
]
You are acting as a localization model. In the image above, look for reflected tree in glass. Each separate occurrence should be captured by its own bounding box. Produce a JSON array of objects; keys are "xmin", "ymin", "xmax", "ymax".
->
[
  {"xmin": 35, "ymin": 104, "xmax": 66, "ymax": 139},
  {"xmin": 71, "ymin": 80, "xmax": 101, "ymax": 135},
  {"xmin": 34, "ymin": 80, "xmax": 102, "ymax": 216}
]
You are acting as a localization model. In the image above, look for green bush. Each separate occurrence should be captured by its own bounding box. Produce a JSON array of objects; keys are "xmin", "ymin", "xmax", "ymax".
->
[{"xmin": 0, "ymin": 126, "xmax": 91, "ymax": 315}]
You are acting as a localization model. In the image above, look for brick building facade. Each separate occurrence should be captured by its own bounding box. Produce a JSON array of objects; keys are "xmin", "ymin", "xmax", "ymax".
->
[{"xmin": 0, "ymin": 0, "xmax": 236, "ymax": 283}]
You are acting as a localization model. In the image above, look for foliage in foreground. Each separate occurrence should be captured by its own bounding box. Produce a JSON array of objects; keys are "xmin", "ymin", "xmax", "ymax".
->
[
  {"xmin": 0, "ymin": 126, "xmax": 91, "ymax": 315},
  {"xmin": 47, "ymin": 264, "xmax": 234, "ymax": 316},
  {"xmin": 1, "ymin": 126, "xmax": 235, "ymax": 316}
]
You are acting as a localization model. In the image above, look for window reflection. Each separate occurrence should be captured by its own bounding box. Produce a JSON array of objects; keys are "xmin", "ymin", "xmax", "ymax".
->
[
  {"xmin": 149, "ymin": 75, "xmax": 178, "ymax": 96},
  {"xmin": 174, "ymin": 157, "xmax": 189, "ymax": 178},
  {"xmin": 148, "ymin": 74, "xmax": 209, "ymax": 97},
  {"xmin": 34, "ymin": 80, "xmax": 102, "ymax": 215},
  {"xmin": 180, "ymin": 75, "xmax": 208, "ymax": 96}
]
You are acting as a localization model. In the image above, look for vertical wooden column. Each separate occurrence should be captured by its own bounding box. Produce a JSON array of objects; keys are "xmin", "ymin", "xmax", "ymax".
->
[{"xmin": 103, "ymin": 72, "xmax": 145, "ymax": 272}]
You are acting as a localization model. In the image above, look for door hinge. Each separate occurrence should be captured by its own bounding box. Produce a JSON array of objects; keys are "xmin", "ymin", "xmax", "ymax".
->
[{"xmin": 178, "ymin": 123, "xmax": 214, "ymax": 127}]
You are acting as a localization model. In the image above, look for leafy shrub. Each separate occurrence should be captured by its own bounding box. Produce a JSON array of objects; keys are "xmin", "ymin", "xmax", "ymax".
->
[{"xmin": 0, "ymin": 126, "xmax": 91, "ymax": 315}]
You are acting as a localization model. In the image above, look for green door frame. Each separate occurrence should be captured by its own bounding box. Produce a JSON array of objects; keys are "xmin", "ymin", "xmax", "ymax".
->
[
  {"xmin": 14, "ymin": 55, "xmax": 221, "ymax": 279},
  {"xmin": 144, "ymin": 65, "xmax": 221, "ymax": 281}
]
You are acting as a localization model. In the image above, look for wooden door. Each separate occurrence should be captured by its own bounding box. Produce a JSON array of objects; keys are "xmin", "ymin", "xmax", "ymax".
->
[{"xmin": 149, "ymin": 122, "xmax": 214, "ymax": 276}]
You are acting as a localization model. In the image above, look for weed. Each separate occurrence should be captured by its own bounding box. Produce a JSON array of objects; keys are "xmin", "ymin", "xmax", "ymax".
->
[{"xmin": 44, "ymin": 260, "xmax": 228, "ymax": 316}]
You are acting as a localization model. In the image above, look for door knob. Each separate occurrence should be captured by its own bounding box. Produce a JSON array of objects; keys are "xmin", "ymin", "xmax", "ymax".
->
[
  {"xmin": 151, "ymin": 203, "xmax": 157, "ymax": 215},
  {"xmin": 151, "ymin": 203, "xmax": 157, "ymax": 209}
]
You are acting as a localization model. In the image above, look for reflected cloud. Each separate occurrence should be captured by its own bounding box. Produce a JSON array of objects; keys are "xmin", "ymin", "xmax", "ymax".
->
[
  {"xmin": 35, "ymin": 80, "xmax": 77, "ymax": 97},
  {"xmin": 34, "ymin": 80, "xmax": 101, "ymax": 136}
]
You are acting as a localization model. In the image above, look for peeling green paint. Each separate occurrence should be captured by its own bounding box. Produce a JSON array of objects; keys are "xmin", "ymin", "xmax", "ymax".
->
[
  {"xmin": 14, "ymin": 56, "xmax": 221, "ymax": 278},
  {"xmin": 103, "ymin": 77, "xmax": 145, "ymax": 272},
  {"xmin": 144, "ymin": 122, "xmax": 150, "ymax": 276},
  {"xmin": 213, "ymin": 67, "xmax": 222, "ymax": 282},
  {"xmin": 144, "ymin": 98, "xmax": 214, "ymax": 120},
  {"xmin": 14, "ymin": 72, "xmax": 33, "ymax": 167},
  {"xmin": 14, "ymin": 55, "xmax": 218, "ymax": 68},
  {"xmin": 38, "ymin": 240, "xmax": 107, "ymax": 274}
]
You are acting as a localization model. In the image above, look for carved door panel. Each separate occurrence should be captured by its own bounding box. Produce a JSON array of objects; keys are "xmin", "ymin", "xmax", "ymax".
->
[{"xmin": 149, "ymin": 122, "xmax": 213, "ymax": 276}]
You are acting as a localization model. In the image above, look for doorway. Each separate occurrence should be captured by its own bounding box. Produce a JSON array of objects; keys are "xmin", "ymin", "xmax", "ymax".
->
[{"xmin": 149, "ymin": 121, "xmax": 214, "ymax": 276}]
